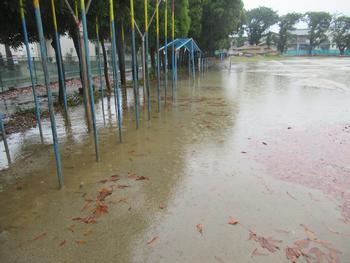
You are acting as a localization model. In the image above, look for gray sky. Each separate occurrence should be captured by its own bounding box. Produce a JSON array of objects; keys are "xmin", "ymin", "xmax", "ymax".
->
[{"xmin": 244, "ymin": 0, "xmax": 350, "ymax": 16}]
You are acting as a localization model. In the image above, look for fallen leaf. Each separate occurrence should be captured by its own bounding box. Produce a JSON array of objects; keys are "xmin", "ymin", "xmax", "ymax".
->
[
  {"xmin": 308, "ymin": 247, "xmax": 325, "ymax": 262},
  {"xmin": 117, "ymin": 184, "xmax": 130, "ymax": 189},
  {"xmin": 300, "ymin": 224, "xmax": 317, "ymax": 240},
  {"xmin": 67, "ymin": 224, "xmax": 75, "ymax": 233},
  {"xmin": 59, "ymin": 240, "xmax": 66, "ymax": 247},
  {"xmin": 82, "ymin": 216, "xmax": 97, "ymax": 224},
  {"xmin": 228, "ymin": 216, "xmax": 239, "ymax": 225},
  {"xmin": 98, "ymin": 179, "xmax": 108, "ymax": 184},
  {"xmin": 97, "ymin": 188, "xmax": 112, "ymax": 201},
  {"xmin": 72, "ymin": 217, "xmax": 83, "ymax": 221},
  {"xmin": 135, "ymin": 175, "xmax": 149, "ymax": 181},
  {"xmin": 93, "ymin": 201, "xmax": 108, "ymax": 217},
  {"xmin": 110, "ymin": 175, "xmax": 120, "ymax": 182},
  {"xmin": 159, "ymin": 203, "xmax": 166, "ymax": 209},
  {"xmin": 196, "ymin": 224, "xmax": 203, "ymax": 234},
  {"xmin": 285, "ymin": 247, "xmax": 302, "ymax": 262},
  {"xmin": 75, "ymin": 240, "xmax": 86, "ymax": 245},
  {"xmin": 251, "ymin": 248, "xmax": 268, "ymax": 257},
  {"xmin": 147, "ymin": 236, "xmax": 159, "ymax": 245},
  {"xmin": 32, "ymin": 232, "xmax": 47, "ymax": 241},
  {"xmin": 257, "ymin": 236, "xmax": 280, "ymax": 253},
  {"xmin": 294, "ymin": 239, "xmax": 310, "ymax": 249}
]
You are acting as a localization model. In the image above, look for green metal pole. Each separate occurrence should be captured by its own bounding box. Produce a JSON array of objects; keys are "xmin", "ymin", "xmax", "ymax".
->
[
  {"xmin": 96, "ymin": 17, "xmax": 106, "ymax": 125},
  {"xmin": 130, "ymin": 0, "xmax": 139, "ymax": 129},
  {"xmin": 109, "ymin": 0, "xmax": 122, "ymax": 142},
  {"xmin": 51, "ymin": 0, "xmax": 68, "ymax": 115},
  {"xmin": 19, "ymin": 0, "xmax": 44, "ymax": 143},
  {"xmin": 81, "ymin": 0, "xmax": 100, "ymax": 161},
  {"xmin": 33, "ymin": 0, "xmax": 63, "ymax": 188}
]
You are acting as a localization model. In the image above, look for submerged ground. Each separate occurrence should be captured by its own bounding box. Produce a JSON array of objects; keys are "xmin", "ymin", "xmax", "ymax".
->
[{"xmin": 0, "ymin": 57, "xmax": 350, "ymax": 262}]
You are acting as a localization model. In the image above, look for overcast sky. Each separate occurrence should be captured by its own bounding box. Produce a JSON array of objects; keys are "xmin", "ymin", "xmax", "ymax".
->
[{"xmin": 244, "ymin": 0, "xmax": 350, "ymax": 16}]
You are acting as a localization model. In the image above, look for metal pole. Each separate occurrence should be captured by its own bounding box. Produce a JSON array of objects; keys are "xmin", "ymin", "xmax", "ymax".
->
[
  {"xmin": 144, "ymin": 0, "xmax": 151, "ymax": 120},
  {"xmin": 191, "ymin": 41, "xmax": 195, "ymax": 78},
  {"xmin": 164, "ymin": 0, "xmax": 168, "ymax": 104},
  {"xmin": 109, "ymin": 0, "xmax": 122, "ymax": 142},
  {"xmin": 81, "ymin": 0, "xmax": 100, "ymax": 160},
  {"xmin": 0, "ymin": 113, "xmax": 11, "ymax": 165},
  {"xmin": 188, "ymin": 50, "xmax": 191, "ymax": 77},
  {"xmin": 19, "ymin": 0, "xmax": 44, "ymax": 143},
  {"xmin": 141, "ymin": 37, "xmax": 146, "ymax": 105},
  {"xmin": 96, "ymin": 17, "xmax": 106, "ymax": 125},
  {"xmin": 33, "ymin": 0, "xmax": 63, "ymax": 188},
  {"xmin": 171, "ymin": 0, "xmax": 175, "ymax": 101},
  {"xmin": 130, "ymin": 0, "xmax": 139, "ymax": 129},
  {"xmin": 51, "ymin": 0, "xmax": 68, "ymax": 115},
  {"xmin": 156, "ymin": 0, "xmax": 160, "ymax": 112}
]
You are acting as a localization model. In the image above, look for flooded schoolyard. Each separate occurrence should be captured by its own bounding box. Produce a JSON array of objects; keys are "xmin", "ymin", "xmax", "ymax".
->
[{"xmin": 1, "ymin": 57, "xmax": 350, "ymax": 262}]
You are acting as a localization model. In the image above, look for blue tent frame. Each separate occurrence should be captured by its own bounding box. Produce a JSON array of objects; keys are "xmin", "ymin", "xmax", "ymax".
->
[{"xmin": 160, "ymin": 38, "xmax": 202, "ymax": 91}]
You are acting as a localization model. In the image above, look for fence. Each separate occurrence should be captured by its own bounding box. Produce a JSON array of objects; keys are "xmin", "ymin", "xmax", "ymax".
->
[
  {"xmin": 0, "ymin": 54, "xmax": 137, "ymax": 92},
  {"xmin": 284, "ymin": 49, "xmax": 350, "ymax": 56}
]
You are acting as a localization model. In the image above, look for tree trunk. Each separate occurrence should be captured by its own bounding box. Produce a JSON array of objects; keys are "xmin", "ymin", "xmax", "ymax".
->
[
  {"xmin": 150, "ymin": 45, "xmax": 156, "ymax": 71},
  {"xmin": 101, "ymin": 38, "xmax": 111, "ymax": 92},
  {"xmin": 116, "ymin": 23, "xmax": 126, "ymax": 88},
  {"xmin": 72, "ymin": 31, "xmax": 84, "ymax": 85},
  {"xmin": 51, "ymin": 39, "xmax": 65, "ymax": 104},
  {"xmin": 5, "ymin": 44, "xmax": 14, "ymax": 70}
]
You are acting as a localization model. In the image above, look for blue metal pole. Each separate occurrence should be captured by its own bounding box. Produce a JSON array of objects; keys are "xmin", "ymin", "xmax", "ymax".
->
[
  {"xmin": 0, "ymin": 113, "xmax": 11, "ymax": 165},
  {"xmin": 20, "ymin": 0, "xmax": 43, "ymax": 143},
  {"xmin": 33, "ymin": 0, "xmax": 63, "ymax": 188},
  {"xmin": 130, "ymin": 0, "xmax": 139, "ymax": 129},
  {"xmin": 191, "ymin": 41, "xmax": 195, "ymax": 78},
  {"xmin": 109, "ymin": 0, "xmax": 122, "ymax": 142},
  {"xmin": 96, "ymin": 18, "xmax": 106, "ymax": 126},
  {"xmin": 81, "ymin": 0, "xmax": 100, "ymax": 161}
]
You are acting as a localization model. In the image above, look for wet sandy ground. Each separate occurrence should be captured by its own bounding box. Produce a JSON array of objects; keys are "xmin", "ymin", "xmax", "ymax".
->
[{"xmin": 1, "ymin": 57, "xmax": 350, "ymax": 262}]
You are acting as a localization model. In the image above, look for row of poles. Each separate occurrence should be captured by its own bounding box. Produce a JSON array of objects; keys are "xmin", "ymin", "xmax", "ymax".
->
[{"xmin": 0, "ymin": 0, "xmax": 209, "ymax": 189}]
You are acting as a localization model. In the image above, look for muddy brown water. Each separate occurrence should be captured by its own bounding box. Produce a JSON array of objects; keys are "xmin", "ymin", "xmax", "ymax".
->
[{"xmin": 1, "ymin": 58, "xmax": 350, "ymax": 262}]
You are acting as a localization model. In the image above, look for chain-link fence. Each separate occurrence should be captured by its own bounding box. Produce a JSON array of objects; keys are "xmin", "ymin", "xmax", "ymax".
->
[{"xmin": 0, "ymin": 54, "xmax": 137, "ymax": 92}]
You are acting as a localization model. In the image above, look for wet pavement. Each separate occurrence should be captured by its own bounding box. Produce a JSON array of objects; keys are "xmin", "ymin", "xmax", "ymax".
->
[{"xmin": 0, "ymin": 57, "xmax": 350, "ymax": 262}]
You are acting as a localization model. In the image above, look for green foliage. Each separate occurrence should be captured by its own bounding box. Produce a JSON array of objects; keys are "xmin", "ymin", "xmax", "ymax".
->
[
  {"xmin": 276, "ymin": 12, "xmax": 302, "ymax": 53},
  {"xmin": 246, "ymin": 7, "xmax": 278, "ymax": 45},
  {"xmin": 330, "ymin": 15, "xmax": 350, "ymax": 54},
  {"xmin": 199, "ymin": 0, "xmax": 243, "ymax": 53},
  {"xmin": 304, "ymin": 12, "xmax": 332, "ymax": 53},
  {"xmin": 188, "ymin": 0, "xmax": 202, "ymax": 40}
]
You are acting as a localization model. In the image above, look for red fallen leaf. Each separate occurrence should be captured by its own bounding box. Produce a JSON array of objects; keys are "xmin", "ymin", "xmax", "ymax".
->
[
  {"xmin": 275, "ymin": 229, "xmax": 290, "ymax": 234},
  {"xmin": 82, "ymin": 215, "xmax": 97, "ymax": 224},
  {"xmin": 159, "ymin": 203, "xmax": 166, "ymax": 209},
  {"xmin": 72, "ymin": 217, "xmax": 83, "ymax": 221},
  {"xmin": 75, "ymin": 240, "xmax": 86, "ymax": 245},
  {"xmin": 248, "ymin": 231, "xmax": 258, "ymax": 241},
  {"xmin": 147, "ymin": 236, "xmax": 159, "ymax": 245},
  {"xmin": 32, "ymin": 232, "xmax": 47, "ymax": 241},
  {"xmin": 329, "ymin": 248, "xmax": 341, "ymax": 263},
  {"xmin": 285, "ymin": 247, "xmax": 302, "ymax": 262},
  {"xmin": 135, "ymin": 175, "xmax": 149, "ymax": 181},
  {"xmin": 59, "ymin": 240, "xmax": 66, "ymax": 247},
  {"xmin": 93, "ymin": 201, "xmax": 108, "ymax": 217},
  {"xmin": 300, "ymin": 224, "xmax": 317, "ymax": 240},
  {"xmin": 117, "ymin": 184, "xmax": 130, "ymax": 189},
  {"xmin": 97, "ymin": 188, "xmax": 112, "ymax": 201},
  {"xmin": 294, "ymin": 239, "xmax": 310, "ymax": 248},
  {"xmin": 110, "ymin": 175, "xmax": 120, "ymax": 182},
  {"xmin": 80, "ymin": 200, "xmax": 93, "ymax": 211},
  {"xmin": 257, "ymin": 236, "xmax": 280, "ymax": 253},
  {"xmin": 127, "ymin": 172, "xmax": 137, "ymax": 179},
  {"xmin": 251, "ymin": 248, "xmax": 268, "ymax": 257},
  {"xmin": 196, "ymin": 224, "xmax": 203, "ymax": 234},
  {"xmin": 228, "ymin": 216, "xmax": 239, "ymax": 225},
  {"xmin": 98, "ymin": 179, "xmax": 108, "ymax": 184}
]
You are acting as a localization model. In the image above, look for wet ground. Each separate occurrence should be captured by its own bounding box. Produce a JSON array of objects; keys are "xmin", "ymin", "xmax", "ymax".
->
[{"xmin": 1, "ymin": 57, "xmax": 350, "ymax": 262}]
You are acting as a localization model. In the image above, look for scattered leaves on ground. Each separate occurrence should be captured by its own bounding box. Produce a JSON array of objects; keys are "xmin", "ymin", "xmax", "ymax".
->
[
  {"xmin": 147, "ymin": 236, "xmax": 159, "ymax": 245},
  {"xmin": 228, "ymin": 217, "xmax": 239, "ymax": 225}
]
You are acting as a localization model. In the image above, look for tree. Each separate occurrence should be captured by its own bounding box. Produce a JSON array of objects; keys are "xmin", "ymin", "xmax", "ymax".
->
[
  {"xmin": 330, "ymin": 15, "xmax": 350, "ymax": 55},
  {"xmin": 245, "ymin": 7, "xmax": 278, "ymax": 45},
  {"xmin": 188, "ymin": 0, "xmax": 202, "ymax": 40},
  {"xmin": 199, "ymin": 0, "xmax": 243, "ymax": 54},
  {"xmin": 304, "ymin": 12, "xmax": 332, "ymax": 54},
  {"xmin": 276, "ymin": 12, "xmax": 302, "ymax": 53}
]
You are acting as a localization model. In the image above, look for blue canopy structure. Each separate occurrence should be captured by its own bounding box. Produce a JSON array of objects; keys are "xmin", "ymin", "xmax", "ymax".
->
[
  {"xmin": 159, "ymin": 38, "xmax": 202, "ymax": 53},
  {"xmin": 159, "ymin": 38, "xmax": 202, "ymax": 90}
]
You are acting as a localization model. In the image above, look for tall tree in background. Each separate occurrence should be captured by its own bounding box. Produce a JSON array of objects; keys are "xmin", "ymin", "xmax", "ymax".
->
[
  {"xmin": 277, "ymin": 12, "xmax": 302, "ymax": 53},
  {"xmin": 188, "ymin": 0, "xmax": 202, "ymax": 40},
  {"xmin": 304, "ymin": 12, "xmax": 332, "ymax": 54},
  {"xmin": 330, "ymin": 15, "xmax": 350, "ymax": 55},
  {"xmin": 245, "ymin": 7, "xmax": 278, "ymax": 45},
  {"xmin": 200, "ymin": 0, "xmax": 243, "ymax": 54}
]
